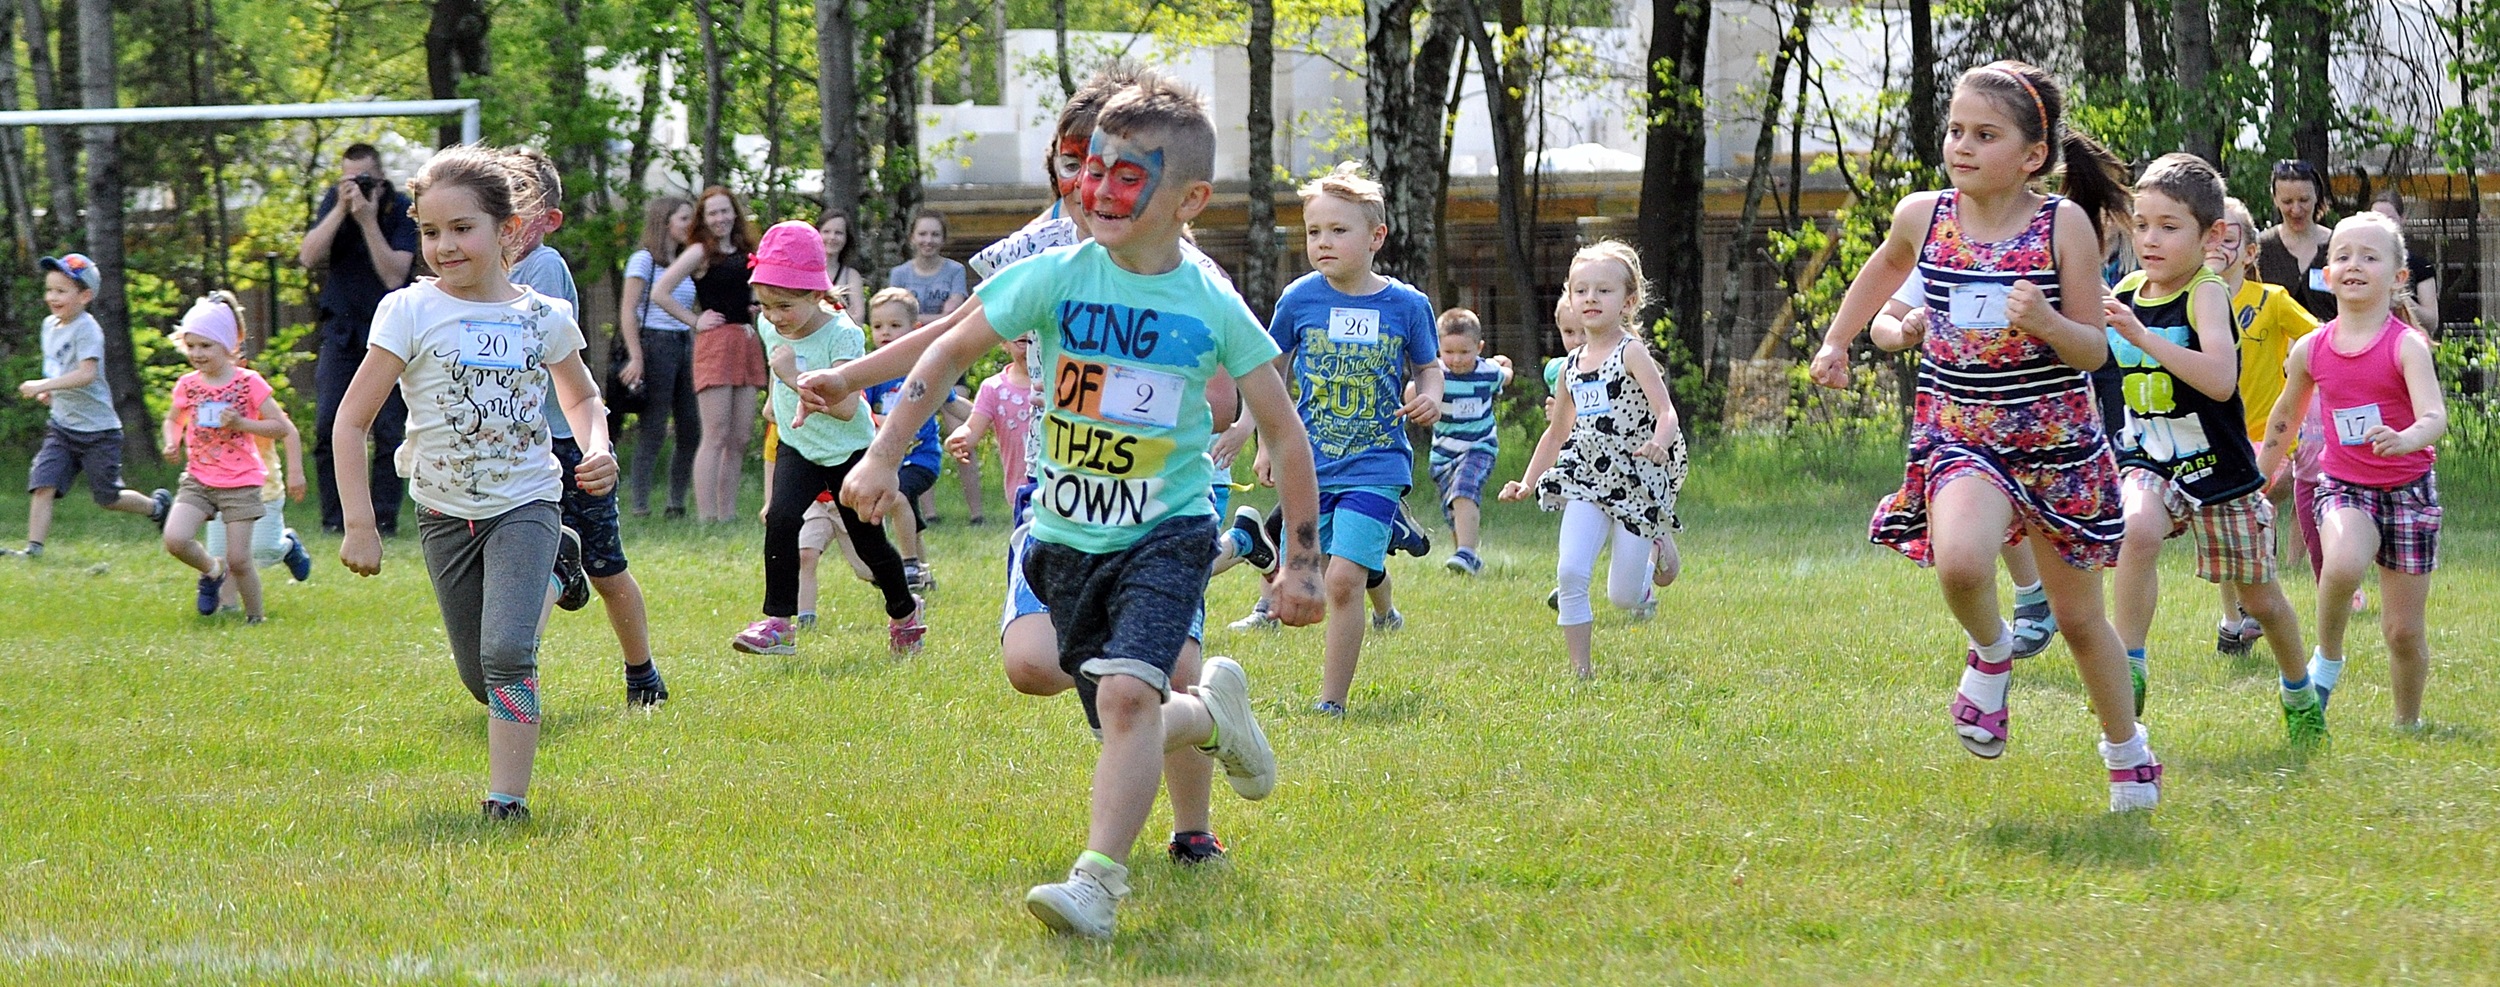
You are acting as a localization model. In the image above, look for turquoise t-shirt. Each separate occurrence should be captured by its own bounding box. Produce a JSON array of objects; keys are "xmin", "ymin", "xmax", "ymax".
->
[
  {"xmin": 975, "ymin": 241, "xmax": 1279, "ymax": 554},
  {"xmin": 761, "ymin": 312, "xmax": 875, "ymax": 465}
]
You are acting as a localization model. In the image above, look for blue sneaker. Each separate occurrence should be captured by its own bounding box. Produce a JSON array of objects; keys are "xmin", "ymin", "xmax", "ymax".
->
[
  {"xmin": 281, "ymin": 529, "xmax": 312, "ymax": 582},
  {"xmin": 1387, "ymin": 502, "xmax": 1430, "ymax": 558},
  {"xmin": 195, "ymin": 566, "xmax": 225, "ymax": 616}
]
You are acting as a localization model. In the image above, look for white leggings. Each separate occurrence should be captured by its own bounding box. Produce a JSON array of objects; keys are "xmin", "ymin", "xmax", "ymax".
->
[
  {"xmin": 1556, "ymin": 499, "xmax": 1651, "ymax": 626},
  {"xmin": 203, "ymin": 497, "xmax": 288, "ymax": 567}
]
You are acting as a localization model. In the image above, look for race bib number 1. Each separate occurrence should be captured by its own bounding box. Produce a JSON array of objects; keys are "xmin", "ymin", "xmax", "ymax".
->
[
  {"xmin": 195, "ymin": 400, "xmax": 231, "ymax": 429},
  {"xmin": 1327, "ymin": 307, "xmax": 1382, "ymax": 345},
  {"xmin": 2332, "ymin": 403, "xmax": 2383, "ymax": 446},
  {"xmin": 457, "ymin": 319, "xmax": 526, "ymax": 370},
  {"xmin": 1948, "ymin": 282, "xmax": 2010, "ymax": 329},
  {"xmin": 1101, "ymin": 365, "xmax": 1186, "ymax": 429},
  {"xmin": 1569, "ymin": 378, "xmax": 1612, "ymax": 418}
]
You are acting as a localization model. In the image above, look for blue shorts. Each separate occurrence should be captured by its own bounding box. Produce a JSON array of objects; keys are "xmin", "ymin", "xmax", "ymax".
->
[
  {"xmin": 1001, "ymin": 523, "xmax": 1203, "ymax": 643},
  {"xmin": 551, "ymin": 437, "xmax": 629, "ymax": 577},
  {"xmin": 1319, "ymin": 485, "xmax": 1401, "ymax": 572}
]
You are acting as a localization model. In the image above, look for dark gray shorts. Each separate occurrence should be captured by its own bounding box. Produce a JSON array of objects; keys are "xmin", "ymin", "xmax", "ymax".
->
[
  {"xmin": 1024, "ymin": 513, "xmax": 1217, "ymax": 728},
  {"xmin": 28, "ymin": 423, "xmax": 127, "ymax": 505}
]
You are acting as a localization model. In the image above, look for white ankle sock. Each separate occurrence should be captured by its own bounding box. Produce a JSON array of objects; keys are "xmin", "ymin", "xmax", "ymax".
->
[
  {"xmin": 1959, "ymin": 622, "xmax": 2015, "ymax": 714},
  {"xmin": 2098, "ymin": 725, "xmax": 2151, "ymax": 769}
]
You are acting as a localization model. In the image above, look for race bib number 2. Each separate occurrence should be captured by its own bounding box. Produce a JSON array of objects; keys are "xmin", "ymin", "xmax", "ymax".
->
[
  {"xmin": 457, "ymin": 319, "xmax": 526, "ymax": 370},
  {"xmin": 1101, "ymin": 365, "xmax": 1186, "ymax": 428}
]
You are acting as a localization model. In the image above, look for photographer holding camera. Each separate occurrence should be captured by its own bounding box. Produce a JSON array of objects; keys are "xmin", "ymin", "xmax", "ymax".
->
[{"xmin": 298, "ymin": 142, "xmax": 417, "ymax": 535}]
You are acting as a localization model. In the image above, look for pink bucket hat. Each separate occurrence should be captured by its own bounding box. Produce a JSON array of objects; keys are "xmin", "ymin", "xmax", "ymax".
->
[
  {"xmin": 749, "ymin": 220, "xmax": 833, "ymax": 293},
  {"xmin": 171, "ymin": 297, "xmax": 242, "ymax": 355}
]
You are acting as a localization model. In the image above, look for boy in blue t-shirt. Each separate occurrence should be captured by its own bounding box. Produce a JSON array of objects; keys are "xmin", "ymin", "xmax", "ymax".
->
[
  {"xmin": 834, "ymin": 75, "xmax": 1324, "ymax": 939},
  {"xmin": 860, "ymin": 286, "xmax": 960, "ymax": 590},
  {"xmin": 1427, "ymin": 307, "xmax": 1510, "ymax": 575},
  {"xmin": 1257, "ymin": 164, "xmax": 1444, "ymax": 716}
]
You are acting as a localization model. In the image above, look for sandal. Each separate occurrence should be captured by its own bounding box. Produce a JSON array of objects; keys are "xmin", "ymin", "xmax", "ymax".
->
[{"xmin": 1949, "ymin": 651, "xmax": 2013, "ymax": 759}]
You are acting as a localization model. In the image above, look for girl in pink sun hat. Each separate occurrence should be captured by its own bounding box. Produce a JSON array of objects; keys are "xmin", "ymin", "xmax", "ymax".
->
[
  {"xmin": 159, "ymin": 292, "xmax": 305, "ymax": 623},
  {"xmin": 730, "ymin": 220, "xmax": 928, "ymax": 658}
]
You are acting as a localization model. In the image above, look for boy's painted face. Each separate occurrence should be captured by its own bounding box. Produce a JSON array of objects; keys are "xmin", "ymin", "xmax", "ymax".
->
[
  {"xmin": 2325, "ymin": 224, "xmax": 2402, "ymax": 305},
  {"xmin": 1053, "ymin": 133, "xmax": 1089, "ymax": 199},
  {"xmin": 1303, "ymin": 194, "xmax": 1384, "ymax": 283},
  {"xmin": 413, "ymin": 185, "xmax": 515, "ymax": 291},
  {"xmin": 702, "ymin": 194, "xmax": 737, "ymax": 241},
  {"xmin": 668, "ymin": 204, "xmax": 696, "ymax": 246},
  {"xmin": 755, "ymin": 288, "xmax": 823, "ymax": 336},
  {"xmin": 1438, "ymin": 332, "xmax": 1480, "ymax": 371},
  {"xmin": 181, "ymin": 335, "xmax": 232, "ymax": 372},
  {"xmin": 1566, "ymin": 258, "xmax": 1633, "ymax": 332},
  {"xmin": 2129, "ymin": 189, "xmax": 2215, "ymax": 281},
  {"xmin": 42, "ymin": 271, "xmax": 87, "ymax": 318},
  {"xmin": 1942, "ymin": 90, "xmax": 2045, "ymax": 193},
  {"xmin": 2216, "ymin": 218, "xmax": 2252, "ymax": 269},
  {"xmin": 911, "ymin": 217, "xmax": 945, "ymax": 258},
  {"xmin": 2273, "ymin": 180, "xmax": 2318, "ymax": 229},
  {"xmin": 870, "ymin": 304, "xmax": 915, "ymax": 346},
  {"xmin": 1080, "ymin": 130, "xmax": 1168, "ymax": 240}
]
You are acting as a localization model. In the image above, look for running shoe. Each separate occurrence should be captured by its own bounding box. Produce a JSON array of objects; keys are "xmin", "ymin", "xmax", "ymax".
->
[
  {"xmin": 1387, "ymin": 501, "xmax": 1431, "ymax": 558},
  {"xmin": 1167, "ymin": 830, "xmax": 1227, "ymax": 865},
  {"xmin": 889, "ymin": 595, "xmax": 929, "ymax": 655},
  {"xmin": 150, "ymin": 488, "xmax": 173, "ymax": 528},
  {"xmin": 2107, "ymin": 760, "xmax": 2163, "ymax": 813},
  {"xmin": 554, "ymin": 526, "xmax": 591, "ymax": 611},
  {"xmin": 2130, "ymin": 653, "xmax": 2149, "ymax": 718},
  {"xmin": 2216, "ymin": 622, "xmax": 2250, "ymax": 657},
  {"xmin": 1545, "ymin": 588, "xmax": 1560, "ymax": 612},
  {"xmin": 902, "ymin": 559, "xmax": 934, "ymax": 592},
  {"xmin": 281, "ymin": 528, "xmax": 312, "ymax": 582},
  {"xmin": 480, "ymin": 799, "xmax": 531, "ymax": 822},
  {"xmin": 625, "ymin": 661, "xmax": 669, "ymax": 707},
  {"xmin": 1025, "ymin": 856, "xmax": 1127, "ymax": 939},
  {"xmin": 1371, "ymin": 609, "xmax": 1404, "ymax": 633},
  {"xmin": 1444, "ymin": 549, "xmax": 1482, "ymax": 576},
  {"xmin": 1311, "ymin": 700, "xmax": 1346, "ymax": 718},
  {"xmin": 1229, "ymin": 506, "xmax": 1278, "ymax": 574},
  {"xmin": 731, "ymin": 616, "xmax": 797, "ymax": 656},
  {"xmin": 1195, "ymin": 656, "xmax": 1275, "ymax": 800},
  {"xmin": 1228, "ymin": 600, "xmax": 1278, "ymax": 632},
  {"xmin": 2284, "ymin": 695, "xmax": 2328, "ymax": 747},
  {"xmin": 195, "ymin": 566, "xmax": 225, "ymax": 616}
]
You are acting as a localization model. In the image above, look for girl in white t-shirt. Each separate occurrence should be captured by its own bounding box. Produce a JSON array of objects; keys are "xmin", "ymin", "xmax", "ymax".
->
[{"xmin": 334, "ymin": 145, "xmax": 615, "ymax": 823}]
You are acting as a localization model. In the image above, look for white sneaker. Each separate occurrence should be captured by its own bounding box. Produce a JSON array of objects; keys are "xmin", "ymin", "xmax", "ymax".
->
[
  {"xmin": 1228, "ymin": 602, "xmax": 1279, "ymax": 632},
  {"xmin": 1195, "ymin": 656, "xmax": 1276, "ymax": 800},
  {"xmin": 1024, "ymin": 855, "xmax": 1128, "ymax": 938}
]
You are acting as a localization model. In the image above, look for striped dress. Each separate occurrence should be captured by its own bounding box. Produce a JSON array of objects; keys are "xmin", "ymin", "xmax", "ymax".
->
[{"xmin": 1871, "ymin": 189, "xmax": 2122, "ymax": 569}]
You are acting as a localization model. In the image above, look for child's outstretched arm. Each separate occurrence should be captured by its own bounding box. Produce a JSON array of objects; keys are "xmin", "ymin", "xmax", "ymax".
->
[
  {"xmin": 945, "ymin": 408, "xmax": 995, "ymax": 464},
  {"xmin": 1500, "ymin": 382, "xmax": 1577, "ymax": 501},
  {"xmin": 2254, "ymin": 335, "xmax": 2318, "ymax": 489},
  {"xmin": 1621, "ymin": 344, "xmax": 1682, "ymax": 460},
  {"xmin": 159, "ymin": 399, "xmax": 184, "ymax": 461},
  {"xmin": 1401, "ymin": 360, "xmax": 1445, "ymax": 426},
  {"xmin": 548, "ymin": 352, "xmax": 616, "ymax": 497},
  {"xmin": 1812, "ymin": 192, "xmax": 1936, "ymax": 388},
  {"xmin": 333, "ymin": 348, "xmax": 409, "ymax": 576},
  {"xmin": 19, "ymin": 355, "xmax": 98, "ymax": 398},
  {"xmin": 1236, "ymin": 363, "xmax": 1324, "ymax": 627},
  {"xmin": 794, "ymin": 297, "xmax": 984, "ymax": 423},
  {"xmin": 841, "ymin": 307, "xmax": 999, "ymax": 522},
  {"xmin": 266, "ymin": 398, "xmax": 308, "ymax": 502},
  {"xmin": 2377, "ymin": 329, "xmax": 2447, "ymax": 457}
]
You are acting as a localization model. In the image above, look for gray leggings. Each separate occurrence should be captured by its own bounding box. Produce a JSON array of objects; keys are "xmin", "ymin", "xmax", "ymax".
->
[{"xmin": 418, "ymin": 499, "xmax": 560, "ymax": 722}]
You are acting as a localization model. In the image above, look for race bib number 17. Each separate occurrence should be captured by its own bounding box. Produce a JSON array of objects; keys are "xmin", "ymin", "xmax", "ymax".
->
[{"xmin": 457, "ymin": 320, "xmax": 526, "ymax": 370}]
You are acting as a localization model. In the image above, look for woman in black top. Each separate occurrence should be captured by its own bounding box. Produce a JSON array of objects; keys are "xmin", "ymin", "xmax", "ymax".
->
[
  {"xmin": 2254, "ymin": 159, "xmax": 2336, "ymax": 321},
  {"xmin": 655, "ymin": 185, "xmax": 765, "ymax": 522}
]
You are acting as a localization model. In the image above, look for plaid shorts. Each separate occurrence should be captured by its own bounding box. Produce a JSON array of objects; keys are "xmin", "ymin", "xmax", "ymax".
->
[
  {"xmin": 2123, "ymin": 468, "xmax": 2276, "ymax": 585},
  {"xmin": 1431, "ymin": 447, "xmax": 1497, "ymax": 517},
  {"xmin": 2315, "ymin": 472, "xmax": 2441, "ymax": 574}
]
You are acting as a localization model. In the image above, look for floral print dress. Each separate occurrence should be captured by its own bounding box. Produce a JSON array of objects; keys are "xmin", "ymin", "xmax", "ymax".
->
[{"xmin": 1872, "ymin": 189, "xmax": 2122, "ymax": 569}]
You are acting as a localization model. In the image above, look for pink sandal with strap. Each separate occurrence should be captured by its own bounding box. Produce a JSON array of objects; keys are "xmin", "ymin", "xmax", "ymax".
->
[{"xmin": 1950, "ymin": 652, "xmax": 2014, "ymax": 759}]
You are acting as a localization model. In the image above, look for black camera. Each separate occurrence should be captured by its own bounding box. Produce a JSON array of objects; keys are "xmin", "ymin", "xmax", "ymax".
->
[{"xmin": 349, "ymin": 173, "xmax": 380, "ymax": 196}]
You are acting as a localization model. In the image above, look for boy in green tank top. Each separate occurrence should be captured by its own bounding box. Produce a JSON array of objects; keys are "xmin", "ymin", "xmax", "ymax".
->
[{"xmin": 2103, "ymin": 154, "xmax": 2319, "ymax": 747}]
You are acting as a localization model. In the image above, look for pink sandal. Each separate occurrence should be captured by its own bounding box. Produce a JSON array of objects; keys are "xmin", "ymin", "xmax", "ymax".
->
[{"xmin": 1950, "ymin": 652, "xmax": 2014, "ymax": 759}]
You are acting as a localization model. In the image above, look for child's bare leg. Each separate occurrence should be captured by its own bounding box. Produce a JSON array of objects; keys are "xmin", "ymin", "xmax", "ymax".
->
[
  {"xmin": 1088, "ymin": 674, "xmax": 1169, "ymax": 864},
  {"xmin": 2378, "ymin": 569, "xmax": 2432, "ymax": 726},
  {"xmin": 105, "ymin": 488, "xmax": 156, "ymax": 516},
  {"xmin": 1563, "ymin": 622, "xmax": 1594, "ymax": 678},
  {"xmin": 1319, "ymin": 557, "xmax": 1368, "ymax": 705},
  {"xmin": 2026, "ymin": 531, "xmax": 2138, "ymax": 744},
  {"xmin": 1451, "ymin": 496, "xmax": 1481, "ymax": 552},
  {"xmin": 2218, "ymin": 582, "xmax": 2244, "ymax": 628},
  {"xmin": 487, "ymin": 719, "xmax": 538, "ymax": 800},
  {"xmin": 2313, "ymin": 508, "xmax": 2377, "ymax": 663},
  {"xmin": 1927, "ymin": 477, "xmax": 2014, "ymax": 645},
  {"xmin": 161, "ymin": 504, "xmax": 217, "ymax": 575},
  {"xmin": 1164, "ymin": 645, "xmax": 1212, "ymax": 835},
  {"xmin": 1001, "ymin": 614, "xmax": 1064, "ymax": 695},
  {"xmin": 1999, "ymin": 540, "xmax": 2039, "ymax": 587},
  {"xmin": 892, "ymin": 514, "xmax": 924, "ymax": 560},
  {"xmin": 1365, "ymin": 570, "xmax": 1393, "ymax": 616},
  {"xmin": 2109, "ymin": 480, "xmax": 2167, "ymax": 651},
  {"xmin": 25, "ymin": 491, "xmax": 56, "ymax": 545},
  {"xmin": 593, "ymin": 573, "xmax": 652, "ymax": 664},
  {"xmin": 2237, "ymin": 577, "xmax": 2306, "ymax": 681},
  {"xmin": 797, "ymin": 547, "xmax": 823, "ymax": 616},
  {"xmin": 223, "ymin": 520, "xmax": 263, "ymax": 618}
]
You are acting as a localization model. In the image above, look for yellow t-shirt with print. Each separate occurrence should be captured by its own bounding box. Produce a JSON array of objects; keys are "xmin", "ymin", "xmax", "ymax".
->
[{"xmin": 2232, "ymin": 278, "xmax": 2321, "ymax": 438}]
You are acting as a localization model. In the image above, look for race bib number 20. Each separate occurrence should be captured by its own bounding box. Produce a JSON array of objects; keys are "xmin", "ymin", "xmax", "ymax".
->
[{"xmin": 457, "ymin": 320, "xmax": 526, "ymax": 370}]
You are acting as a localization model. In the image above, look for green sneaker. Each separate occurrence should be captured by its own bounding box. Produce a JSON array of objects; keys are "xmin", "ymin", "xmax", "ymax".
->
[{"xmin": 2284, "ymin": 695, "xmax": 2329, "ymax": 747}]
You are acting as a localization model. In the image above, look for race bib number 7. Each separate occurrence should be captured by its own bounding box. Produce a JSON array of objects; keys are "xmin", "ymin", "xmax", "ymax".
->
[
  {"xmin": 1101, "ymin": 365, "xmax": 1186, "ymax": 429},
  {"xmin": 1948, "ymin": 283, "xmax": 2010, "ymax": 329},
  {"xmin": 457, "ymin": 319, "xmax": 527, "ymax": 370}
]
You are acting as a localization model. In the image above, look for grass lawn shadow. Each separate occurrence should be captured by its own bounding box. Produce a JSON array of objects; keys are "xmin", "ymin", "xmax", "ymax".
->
[
  {"xmin": 373, "ymin": 803, "xmax": 585, "ymax": 845},
  {"xmin": 1347, "ymin": 688, "xmax": 1435, "ymax": 724},
  {"xmin": 1979, "ymin": 812, "xmax": 2166, "ymax": 869},
  {"xmin": 2398, "ymin": 721, "xmax": 2488, "ymax": 744},
  {"xmin": 2171, "ymin": 742, "xmax": 2321, "ymax": 780}
]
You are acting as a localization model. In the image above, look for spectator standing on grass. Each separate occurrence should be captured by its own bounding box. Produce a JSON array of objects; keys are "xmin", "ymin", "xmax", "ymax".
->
[
  {"xmin": 616, "ymin": 195, "xmax": 703, "ymax": 519},
  {"xmin": 300, "ymin": 142, "xmax": 417, "ymax": 536},
  {"xmin": 889, "ymin": 207, "xmax": 984, "ymax": 525},
  {"xmin": 656, "ymin": 185, "xmax": 766, "ymax": 523}
]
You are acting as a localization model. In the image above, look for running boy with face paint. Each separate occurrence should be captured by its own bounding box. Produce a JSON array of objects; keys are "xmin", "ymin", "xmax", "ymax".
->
[{"xmin": 838, "ymin": 72, "xmax": 1325, "ymax": 940}]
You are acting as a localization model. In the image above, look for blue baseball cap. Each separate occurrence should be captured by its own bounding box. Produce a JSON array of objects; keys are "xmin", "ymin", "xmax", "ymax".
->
[{"xmin": 39, "ymin": 253, "xmax": 99, "ymax": 291}]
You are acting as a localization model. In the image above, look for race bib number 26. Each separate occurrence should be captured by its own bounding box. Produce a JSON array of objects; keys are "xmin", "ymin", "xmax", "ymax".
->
[{"xmin": 1327, "ymin": 307, "xmax": 1381, "ymax": 345}]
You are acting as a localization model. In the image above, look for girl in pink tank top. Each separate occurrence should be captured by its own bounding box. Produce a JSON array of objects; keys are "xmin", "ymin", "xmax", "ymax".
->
[{"xmin": 2255, "ymin": 213, "xmax": 2447, "ymax": 728}]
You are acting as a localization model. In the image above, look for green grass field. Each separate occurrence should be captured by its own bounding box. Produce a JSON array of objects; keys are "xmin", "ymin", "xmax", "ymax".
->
[{"xmin": 3, "ymin": 438, "xmax": 2495, "ymax": 984}]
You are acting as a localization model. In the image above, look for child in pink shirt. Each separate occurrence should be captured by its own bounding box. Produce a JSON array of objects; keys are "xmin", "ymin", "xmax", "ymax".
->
[
  {"xmin": 946, "ymin": 333, "xmax": 1037, "ymax": 495},
  {"xmin": 159, "ymin": 294, "xmax": 305, "ymax": 623}
]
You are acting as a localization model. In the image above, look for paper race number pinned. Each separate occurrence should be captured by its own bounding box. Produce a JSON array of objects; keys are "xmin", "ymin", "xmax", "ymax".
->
[
  {"xmin": 195, "ymin": 400, "xmax": 232, "ymax": 429},
  {"xmin": 1326, "ymin": 307, "xmax": 1382, "ymax": 345},
  {"xmin": 1568, "ymin": 377, "xmax": 1612, "ymax": 418},
  {"xmin": 457, "ymin": 319, "xmax": 527, "ymax": 370},
  {"xmin": 1101, "ymin": 365, "xmax": 1186, "ymax": 429},
  {"xmin": 1947, "ymin": 283, "xmax": 2010, "ymax": 329},
  {"xmin": 2331, "ymin": 403, "xmax": 2383, "ymax": 446}
]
